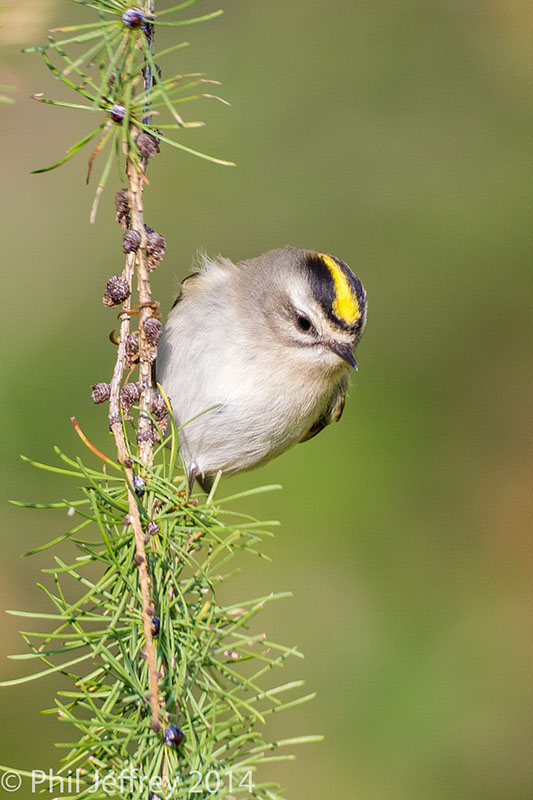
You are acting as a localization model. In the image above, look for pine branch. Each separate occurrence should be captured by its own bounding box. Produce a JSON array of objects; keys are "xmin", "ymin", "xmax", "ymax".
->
[{"xmin": 1, "ymin": 3, "xmax": 322, "ymax": 797}]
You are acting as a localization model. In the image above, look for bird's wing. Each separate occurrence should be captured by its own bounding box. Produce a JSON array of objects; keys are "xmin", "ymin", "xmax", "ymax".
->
[{"xmin": 299, "ymin": 375, "xmax": 348, "ymax": 443}]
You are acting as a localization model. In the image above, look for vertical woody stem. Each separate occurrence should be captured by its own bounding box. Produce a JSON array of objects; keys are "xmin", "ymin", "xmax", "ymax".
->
[
  {"xmin": 137, "ymin": 0, "xmax": 157, "ymax": 467},
  {"xmin": 108, "ymin": 217, "xmax": 160, "ymax": 731},
  {"xmin": 129, "ymin": 164, "xmax": 155, "ymax": 466},
  {"xmin": 107, "ymin": 2, "xmax": 160, "ymax": 733}
]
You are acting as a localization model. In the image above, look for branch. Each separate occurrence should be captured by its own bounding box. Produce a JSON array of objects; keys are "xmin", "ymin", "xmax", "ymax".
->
[
  {"xmin": 6, "ymin": 4, "xmax": 320, "ymax": 796},
  {"xmin": 106, "ymin": 1, "xmax": 160, "ymax": 733}
]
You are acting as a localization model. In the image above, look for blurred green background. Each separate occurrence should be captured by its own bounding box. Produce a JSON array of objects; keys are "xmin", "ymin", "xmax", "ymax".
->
[{"xmin": 1, "ymin": 1, "xmax": 532, "ymax": 798}]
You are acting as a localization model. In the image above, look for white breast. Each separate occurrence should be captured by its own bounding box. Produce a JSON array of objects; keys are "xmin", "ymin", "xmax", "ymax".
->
[{"xmin": 156, "ymin": 269, "xmax": 337, "ymax": 478}]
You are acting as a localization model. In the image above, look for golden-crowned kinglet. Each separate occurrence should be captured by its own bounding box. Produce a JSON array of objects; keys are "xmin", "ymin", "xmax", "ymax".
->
[{"xmin": 157, "ymin": 246, "xmax": 367, "ymax": 491}]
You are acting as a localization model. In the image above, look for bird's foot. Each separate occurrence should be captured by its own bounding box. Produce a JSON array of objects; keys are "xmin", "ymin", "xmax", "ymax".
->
[{"xmin": 187, "ymin": 463, "xmax": 199, "ymax": 496}]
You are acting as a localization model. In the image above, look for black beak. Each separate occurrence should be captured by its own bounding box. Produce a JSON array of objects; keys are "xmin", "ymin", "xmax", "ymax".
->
[{"xmin": 328, "ymin": 342, "xmax": 358, "ymax": 370}]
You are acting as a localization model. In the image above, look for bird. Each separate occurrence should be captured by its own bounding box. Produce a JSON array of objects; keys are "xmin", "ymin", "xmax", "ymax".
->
[{"xmin": 156, "ymin": 246, "xmax": 367, "ymax": 492}]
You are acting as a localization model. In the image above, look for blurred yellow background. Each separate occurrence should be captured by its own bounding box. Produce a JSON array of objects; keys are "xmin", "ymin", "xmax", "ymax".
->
[{"xmin": 1, "ymin": 1, "xmax": 532, "ymax": 798}]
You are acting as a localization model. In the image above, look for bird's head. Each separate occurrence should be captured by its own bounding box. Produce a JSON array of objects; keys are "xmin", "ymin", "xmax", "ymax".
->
[{"xmin": 259, "ymin": 248, "xmax": 367, "ymax": 373}]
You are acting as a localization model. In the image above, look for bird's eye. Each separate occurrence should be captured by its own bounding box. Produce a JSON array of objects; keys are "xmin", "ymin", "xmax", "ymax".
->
[{"xmin": 296, "ymin": 315, "xmax": 312, "ymax": 332}]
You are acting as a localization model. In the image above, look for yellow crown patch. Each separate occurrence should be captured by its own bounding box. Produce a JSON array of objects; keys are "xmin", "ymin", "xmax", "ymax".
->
[{"xmin": 319, "ymin": 254, "xmax": 361, "ymax": 325}]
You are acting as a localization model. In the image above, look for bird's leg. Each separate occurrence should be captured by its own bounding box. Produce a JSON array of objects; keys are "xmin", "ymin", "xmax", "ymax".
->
[
  {"xmin": 186, "ymin": 463, "xmax": 216, "ymax": 495},
  {"xmin": 187, "ymin": 463, "xmax": 198, "ymax": 496}
]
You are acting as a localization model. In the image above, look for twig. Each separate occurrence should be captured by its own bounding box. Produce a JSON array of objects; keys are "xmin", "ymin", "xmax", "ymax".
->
[
  {"xmin": 108, "ymin": 315, "xmax": 160, "ymax": 731},
  {"xmin": 106, "ymin": 2, "xmax": 160, "ymax": 733},
  {"xmin": 128, "ymin": 163, "xmax": 156, "ymax": 466}
]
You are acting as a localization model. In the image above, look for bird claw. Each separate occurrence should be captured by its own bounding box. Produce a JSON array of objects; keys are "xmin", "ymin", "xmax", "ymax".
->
[{"xmin": 187, "ymin": 463, "xmax": 198, "ymax": 496}]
